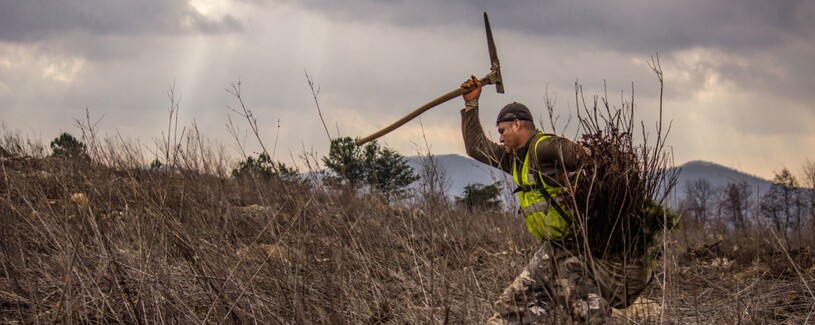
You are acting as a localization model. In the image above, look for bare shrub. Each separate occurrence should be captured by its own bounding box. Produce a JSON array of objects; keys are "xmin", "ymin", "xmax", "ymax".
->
[{"xmin": 565, "ymin": 56, "xmax": 678, "ymax": 260}]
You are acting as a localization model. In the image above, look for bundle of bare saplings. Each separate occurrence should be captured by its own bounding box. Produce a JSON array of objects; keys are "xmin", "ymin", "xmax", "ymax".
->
[{"xmin": 563, "ymin": 83, "xmax": 678, "ymax": 260}]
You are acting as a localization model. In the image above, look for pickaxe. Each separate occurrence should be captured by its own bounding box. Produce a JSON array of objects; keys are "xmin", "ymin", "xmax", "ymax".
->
[{"xmin": 355, "ymin": 12, "xmax": 504, "ymax": 146}]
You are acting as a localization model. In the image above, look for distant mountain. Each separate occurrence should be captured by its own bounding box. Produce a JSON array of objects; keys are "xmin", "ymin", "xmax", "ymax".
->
[
  {"xmin": 670, "ymin": 160, "xmax": 772, "ymax": 200},
  {"xmin": 405, "ymin": 154, "xmax": 511, "ymax": 198},
  {"xmin": 405, "ymin": 155, "xmax": 774, "ymax": 201}
]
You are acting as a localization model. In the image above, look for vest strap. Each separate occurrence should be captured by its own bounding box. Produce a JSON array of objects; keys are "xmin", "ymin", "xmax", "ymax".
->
[
  {"xmin": 514, "ymin": 183, "xmax": 570, "ymax": 223},
  {"xmin": 538, "ymin": 183, "xmax": 571, "ymax": 223},
  {"xmin": 512, "ymin": 185, "xmax": 536, "ymax": 194}
]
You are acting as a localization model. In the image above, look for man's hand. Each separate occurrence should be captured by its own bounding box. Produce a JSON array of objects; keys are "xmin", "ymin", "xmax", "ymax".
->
[{"xmin": 461, "ymin": 75, "xmax": 482, "ymax": 109}]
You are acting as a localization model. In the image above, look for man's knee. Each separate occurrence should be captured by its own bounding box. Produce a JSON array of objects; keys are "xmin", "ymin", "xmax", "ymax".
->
[
  {"xmin": 571, "ymin": 292, "xmax": 610, "ymax": 325},
  {"xmin": 491, "ymin": 267, "xmax": 550, "ymax": 325},
  {"xmin": 548, "ymin": 254, "xmax": 611, "ymax": 324}
]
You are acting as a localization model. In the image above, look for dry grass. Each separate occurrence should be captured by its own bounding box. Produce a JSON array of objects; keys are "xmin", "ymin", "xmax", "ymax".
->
[
  {"xmin": 658, "ymin": 221, "xmax": 815, "ymax": 324},
  {"xmin": 2, "ymin": 133, "xmax": 814, "ymax": 324},
  {"xmin": 0, "ymin": 135, "xmax": 538, "ymax": 324}
]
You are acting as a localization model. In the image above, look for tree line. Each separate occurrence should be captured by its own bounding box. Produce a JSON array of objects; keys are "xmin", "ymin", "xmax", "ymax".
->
[
  {"xmin": 46, "ymin": 132, "xmax": 501, "ymax": 208},
  {"xmin": 679, "ymin": 162, "xmax": 815, "ymax": 242}
]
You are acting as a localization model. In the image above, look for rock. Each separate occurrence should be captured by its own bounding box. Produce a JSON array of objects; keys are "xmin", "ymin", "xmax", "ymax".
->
[
  {"xmin": 613, "ymin": 297, "xmax": 662, "ymax": 321},
  {"xmin": 70, "ymin": 192, "xmax": 89, "ymax": 209},
  {"xmin": 237, "ymin": 204, "xmax": 275, "ymax": 215}
]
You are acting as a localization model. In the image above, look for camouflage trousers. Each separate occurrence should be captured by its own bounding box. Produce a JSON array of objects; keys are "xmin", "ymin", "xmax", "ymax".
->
[{"xmin": 486, "ymin": 242, "xmax": 652, "ymax": 325}]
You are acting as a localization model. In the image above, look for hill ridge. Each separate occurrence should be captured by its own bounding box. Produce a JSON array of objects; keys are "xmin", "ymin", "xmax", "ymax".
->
[{"xmin": 406, "ymin": 154, "xmax": 773, "ymax": 200}]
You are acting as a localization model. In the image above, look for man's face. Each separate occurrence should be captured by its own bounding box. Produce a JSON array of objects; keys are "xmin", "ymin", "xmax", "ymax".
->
[{"xmin": 497, "ymin": 120, "xmax": 523, "ymax": 153}]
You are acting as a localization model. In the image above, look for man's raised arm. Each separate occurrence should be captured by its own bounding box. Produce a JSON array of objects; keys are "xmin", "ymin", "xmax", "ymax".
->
[{"xmin": 459, "ymin": 75, "xmax": 512, "ymax": 174}]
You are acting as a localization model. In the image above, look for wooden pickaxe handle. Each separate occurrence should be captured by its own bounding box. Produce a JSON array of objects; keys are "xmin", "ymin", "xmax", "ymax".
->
[
  {"xmin": 355, "ymin": 13, "xmax": 502, "ymax": 146},
  {"xmin": 355, "ymin": 71, "xmax": 500, "ymax": 146}
]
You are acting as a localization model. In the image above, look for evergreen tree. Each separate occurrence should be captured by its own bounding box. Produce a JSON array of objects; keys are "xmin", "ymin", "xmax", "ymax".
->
[
  {"xmin": 50, "ymin": 132, "xmax": 88, "ymax": 160},
  {"xmin": 364, "ymin": 143, "xmax": 419, "ymax": 202},
  {"xmin": 232, "ymin": 152, "xmax": 299, "ymax": 181},
  {"xmin": 322, "ymin": 137, "xmax": 368, "ymax": 188},
  {"xmin": 456, "ymin": 182, "xmax": 503, "ymax": 211},
  {"xmin": 322, "ymin": 137, "xmax": 418, "ymax": 202}
]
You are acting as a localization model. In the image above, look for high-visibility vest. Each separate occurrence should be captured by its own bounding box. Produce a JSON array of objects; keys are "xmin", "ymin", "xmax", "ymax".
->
[{"xmin": 512, "ymin": 133, "xmax": 570, "ymax": 241}]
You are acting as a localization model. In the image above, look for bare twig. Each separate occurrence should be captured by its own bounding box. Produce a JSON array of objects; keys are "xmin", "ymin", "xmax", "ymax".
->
[{"xmin": 305, "ymin": 71, "xmax": 332, "ymax": 142}]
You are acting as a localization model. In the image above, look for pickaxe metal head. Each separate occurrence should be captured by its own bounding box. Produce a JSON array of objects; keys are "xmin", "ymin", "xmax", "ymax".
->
[{"xmin": 484, "ymin": 12, "xmax": 504, "ymax": 94}]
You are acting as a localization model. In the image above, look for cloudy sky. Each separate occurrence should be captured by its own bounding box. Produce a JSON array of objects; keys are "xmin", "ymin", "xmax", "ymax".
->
[{"xmin": 1, "ymin": 0, "xmax": 813, "ymax": 179}]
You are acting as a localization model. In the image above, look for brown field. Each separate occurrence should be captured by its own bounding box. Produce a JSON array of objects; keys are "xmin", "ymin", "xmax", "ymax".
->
[{"xmin": 1, "ymin": 144, "xmax": 814, "ymax": 324}]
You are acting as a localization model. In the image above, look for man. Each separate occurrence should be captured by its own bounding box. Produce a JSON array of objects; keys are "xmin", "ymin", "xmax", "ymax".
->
[{"xmin": 460, "ymin": 75, "xmax": 638, "ymax": 324}]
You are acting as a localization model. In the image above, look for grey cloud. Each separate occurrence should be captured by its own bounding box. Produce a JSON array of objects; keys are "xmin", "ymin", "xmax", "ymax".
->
[
  {"xmin": 193, "ymin": 13, "xmax": 243, "ymax": 33},
  {"xmin": 276, "ymin": 0, "xmax": 815, "ymax": 109},
  {"xmin": 722, "ymin": 48, "xmax": 815, "ymax": 103},
  {"xmin": 659, "ymin": 42, "xmax": 815, "ymax": 105},
  {"xmin": 284, "ymin": 0, "xmax": 814, "ymax": 54},
  {"xmin": 0, "ymin": 0, "xmax": 242, "ymax": 43},
  {"xmin": 2, "ymin": 0, "xmax": 814, "ymax": 179}
]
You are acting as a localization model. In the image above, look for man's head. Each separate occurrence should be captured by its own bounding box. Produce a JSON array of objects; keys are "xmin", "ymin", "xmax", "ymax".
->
[{"xmin": 495, "ymin": 102, "xmax": 536, "ymax": 153}]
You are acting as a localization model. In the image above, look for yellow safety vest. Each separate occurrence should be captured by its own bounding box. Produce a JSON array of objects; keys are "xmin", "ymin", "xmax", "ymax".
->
[{"xmin": 512, "ymin": 133, "xmax": 570, "ymax": 241}]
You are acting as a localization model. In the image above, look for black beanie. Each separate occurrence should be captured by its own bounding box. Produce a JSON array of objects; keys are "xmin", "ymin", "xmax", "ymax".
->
[{"xmin": 496, "ymin": 102, "xmax": 533, "ymax": 125}]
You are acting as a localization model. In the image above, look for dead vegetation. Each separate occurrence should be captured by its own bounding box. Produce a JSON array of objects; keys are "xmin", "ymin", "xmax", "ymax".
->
[
  {"xmin": 2, "ymin": 128, "xmax": 814, "ymax": 324},
  {"xmin": 0, "ymin": 140, "xmax": 535, "ymax": 324}
]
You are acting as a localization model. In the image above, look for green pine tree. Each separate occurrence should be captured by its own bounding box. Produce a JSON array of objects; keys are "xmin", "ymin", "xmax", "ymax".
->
[
  {"xmin": 364, "ymin": 143, "xmax": 419, "ymax": 203},
  {"xmin": 322, "ymin": 137, "xmax": 418, "ymax": 202},
  {"xmin": 322, "ymin": 137, "xmax": 369, "ymax": 188},
  {"xmin": 456, "ymin": 182, "xmax": 503, "ymax": 211},
  {"xmin": 50, "ymin": 132, "xmax": 88, "ymax": 160},
  {"xmin": 232, "ymin": 152, "xmax": 300, "ymax": 181}
]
